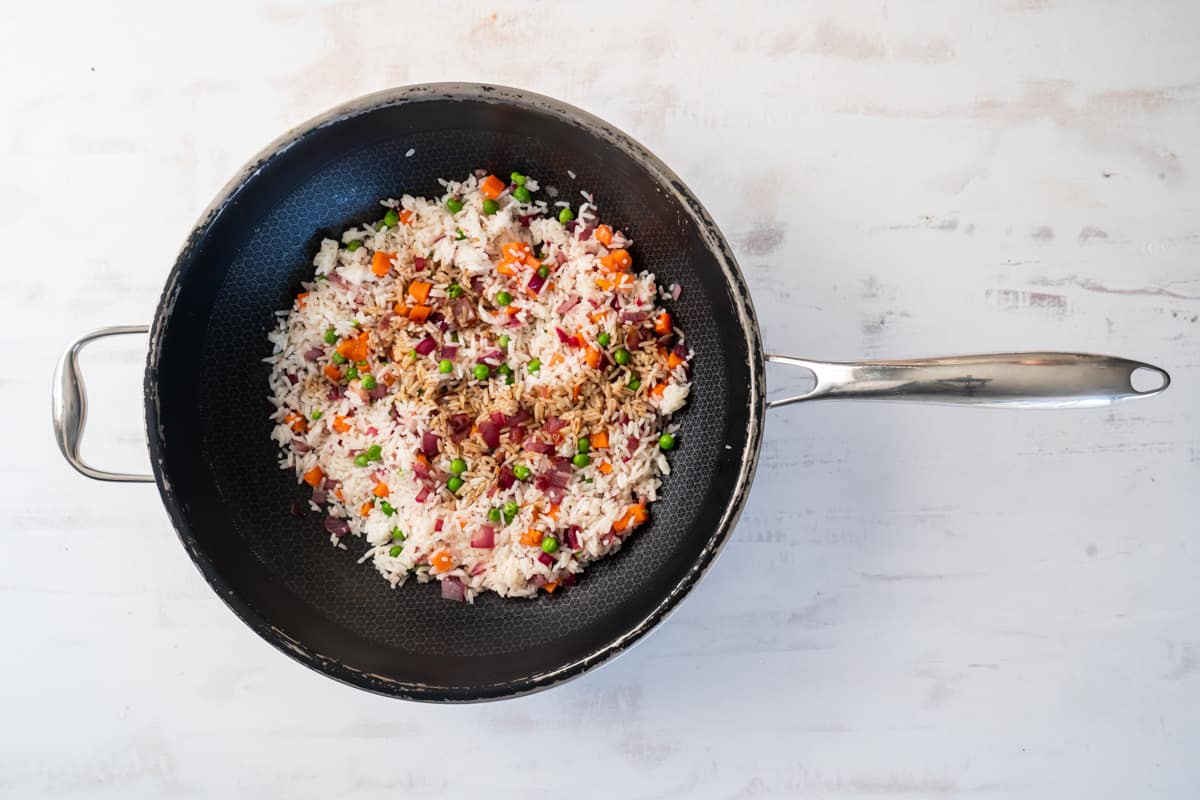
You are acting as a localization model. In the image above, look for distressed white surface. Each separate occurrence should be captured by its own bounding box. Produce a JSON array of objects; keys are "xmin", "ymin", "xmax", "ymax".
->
[{"xmin": 4, "ymin": 1, "xmax": 1199, "ymax": 797}]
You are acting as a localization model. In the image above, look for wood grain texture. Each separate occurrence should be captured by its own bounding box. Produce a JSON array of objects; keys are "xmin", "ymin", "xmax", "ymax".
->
[{"xmin": 4, "ymin": 1, "xmax": 1199, "ymax": 797}]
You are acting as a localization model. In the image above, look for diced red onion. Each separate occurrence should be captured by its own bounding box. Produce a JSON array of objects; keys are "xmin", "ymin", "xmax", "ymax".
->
[
  {"xmin": 471, "ymin": 526, "xmax": 495, "ymax": 549},
  {"xmin": 527, "ymin": 273, "xmax": 546, "ymax": 294},
  {"xmin": 497, "ymin": 464, "xmax": 516, "ymax": 490},
  {"xmin": 412, "ymin": 459, "xmax": 430, "ymax": 478},
  {"xmin": 451, "ymin": 297, "xmax": 477, "ymax": 326},
  {"xmin": 326, "ymin": 385, "xmax": 344, "ymax": 401},
  {"xmin": 421, "ymin": 431, "xmax": 440, "ymax": 458},
  {"xmin": 489, "ymin": 411, "xmax": 506, "ymax": 428},
  {"xmin": 531, "ymin": 574, "xmax": 547, "ymax": 587},
  {"xmin": 480, "ymin": 349, "xmax": 503, "ymax": 364},
  {"xmin": 303, "ymin": 347, "xmax": 324, "ymax": 362},
  {"xmin": 534, "ymin": 474, "xmax": 550, "ymax": 491},
  {"xmin": 577, "ymin": 223, "xmax": 595, "ymax": 240},
  {"xmin": 368, "ymin": 384, "xmax": 387, "ymax": 400},
  {"xmin": 673, "ymin": 343, "xmax": 688, "ymax": 359},
  {"xmin": 670, "ymin": 283, "xmax": 682, "ymax": 300},
  {"xmin": 449, "ymin": 413, "xmax": 472, "ymax": 442},
  {"xmin": 470, "ymin": 277, "xmax": 485, "ymax": 294},
  {"xmin": 441, "ymin": 577, "xmax": 466, "ymax": 602},
  {"xmin": 415, "ymin": 485, "xmax": 430, "ymax": 503},
  {"xmin": 508, "ymin": 426, "xmax": 527, "ymax": 444},
  {"xmin": 505, "ymin": 318, "xmax": 522, "ymax": 327},
  {"xmin": 525, "ymin": 440, "xmax": 554, "ymax": 455},
  {"xmin": 365, "ymin": 426, "xmax": 378, "ymax": 436},
  {"xmin": 414, "ymin": 336, "xmax": 437, "ymax": 356},
  {"xmin": 440, "ymin": 345, "xmax": 458, "ymax": 360},
  {"xmin": 561, "ymin": 572, "xmax": 577, "ymax": 587},
  {"xmin": 291, "ymin": 438, "xmax": 311, "ymax": 453},
  {"xmin": 627, "ymin": 436, "xmax": 640, "ymax": 453},
  {"xmin": 545, "ymin": 484, "xmax": 565, "ymax": 504},
  {"xmin": 547, "ymin": 468, "xmax": 571, "ymax": 489},
  {"xmin": 324, "ymin": 516, "xmax": 351, "ymax": 538},
  {"xmin": 312, "ymin": 486, "xmax": 327, "ymax": 505},
  {"xmin": 414, "ymin": 256, "xmax": 426, "ymax": 272},
  {"xmin": 289, "ymin": 501, "xmax": 306, "ymax": 519},
  {"xmin": 327, "ymin": 272, "xmax": 349, "ymax": 288},
  {"xmin": 556, "ymin": 296, "xmax": 581, "ymax": 315},
  {"xmin": 434, "ymin": 518, "xmax": 444, "ymax": 532},
  {"xmin": 470, "ymin": 562, "xmax": 488, "ymax": 576},
  {"xmin": 555, "ymin": 251, "xmax": 567, "ymax": 265},
  {"xmin": 507, "ymin": 408, "xmax": 532, "ymax": 427},
  {"xmin": 321, "ymin": 477, "xmax": 340, "ymax": 491},
  {"xmin": 626, "ymin": 328, "xmax": 643, "ymax": 349},
  {"xmin": 565, "ymin": 221, "xmax": 578, "ymax": 232},
  {"xmin": 537, "ymin": 552, "xmax": 554, "ymax": 566},
  {"xmin": 543, "ymin": 416, "xmax": 566, "ymax": 434},
  {"xmin": 479, "ymin": 420, "xmax": 501, "ymax": 449},
  {"xmin": 286, "ymin": 373, "xmax": 298, "ymax": 385},
  {"xmin": 620, "ymin": 310, "xmax": 647, "ymax": 323},
  {"xmin": 517, "ymin": 214, "xmax": 534, "ymax": 227},
  {"xmin": 566, "ymin": 525, "xmax": 581, "ymax": 549}
]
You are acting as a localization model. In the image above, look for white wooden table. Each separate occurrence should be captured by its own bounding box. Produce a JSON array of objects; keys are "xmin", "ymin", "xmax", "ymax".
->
[{"xmin": 6, "ymin": 2, "xmax": 1199, "ymax": 797}]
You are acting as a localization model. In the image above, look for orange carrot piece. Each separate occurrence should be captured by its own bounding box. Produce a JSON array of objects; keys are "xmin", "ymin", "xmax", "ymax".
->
[
  {"xmin": 382, "ymin": 372, "xmax": 396, "ymax": 385},
  {"xmin": 584, "ymin": 347, "xmax": 601, "ymax": 369},
  {"xmin": 479, "ymin": 174, "xmax": 505, "ymax": 199},
  {"xmin": 572, "ymin": 384, "xmax": 581, "ymax": 400},
  {"xmin": 496, "ymin": 260, "xmax": 518, "ymax": 277},
  {"xmin": 335, "ymin": 488, "xmax": 345, "ymax": 502},
  {"xmin": 398, "ymin": 209, "xmax": 414, "ymax": 225},
  {"xmin": 502, "ymin": 242, "xmax": 531, "ymax": 260},
  {"xmin": 302, "ymin": 466, "xmax": 325, "ymax": 487},
  {"xmin": 629, "ymin": 504, "xmax": 649, "ymax": 525},
  {"xmin": 548, "ymin": 504, "xmax": 560, "ymax": 521},
  {"xmin": 371, "ymin": 251, "xmax": 396, "ymax": 277},
  {"xmin": 408, "ymin": 281, "xmax": 432, "ymax": 303},
  {"xmin": 610, "ymin": 249, "xmax": 633, "ymax": 271},
  {"xmin": 285, "ymin": 413, "xmax": 307, "ymax": 433},
  {"xmin": 595, "ymin": 277, "xmax": 614, "ymax": 291},
  {"xmin": 549, "ymin": 353, "xmax": 565, "ymax": 366},
  {"xmin": 588, "ymin": 309, "xmax": 607, "ymax": 323},
  {"xmin": 430, "ymin": 550, "xmax": 454, "ymax": 572},
  {"xmin": 589, "ymin": 431, "xmax": 609, "ymax": 449},
  {"xmin": 654, "ymin": 312, "xmax": 673, "ymax": 335},
  {"xmin": 372, "ymin": 483, "xmax": 389, "ymax": 498},
  {"xmin": 360, "ymin": 501, "xmax": 374, "ymax": 517},
  {"xmin": 599, "ymin": 254, "xmax": 616, "ymax": 272},
  {"xmin": 667, "ymin": 351, "xmax": 684, "ymax": 369},
  {"xmin": 505, "ymin": 305, "xmax": 520, "ymax": 316},
  {"xmin": 332, "ymin": 415, "xmax": 352, "ymax": 433},
  {"xmin": 523, "ymin": 254, "xmax": 541, "ymax": 269},
  {"xmin": 393, "ymin": 302, "xmax": 410, "ymax": 317},
  {"xmin": 520, "ymin": 528, "xmax": 543, "ymax": 547},
  {"xmin": 324, "ymin": 364, "xmax": 342, "ymax": 382},
  {"xmin": 336, "ymin": 332, "xmax": 369, "ymax": 363},
  {"xmin": 594, "ymin": 224, "xmax": 613, "ymax": 245},
  {"xmin": 408, "ymin": 304, "xmax": 432, "ymax": 323},
  {"xmin": 543, "ymin": 581, "xmax": 559, "ymax": 594},
  {"xmin": 598, "ymin": 460, "xmax": 613, "ymax": 474},
  {"xmin": 649, "ymin": 382, "xmax": 667, "ymax": 399},
  {"xmin": 296, "ymin": 292, "xmax": 309, "ymax": 308}
]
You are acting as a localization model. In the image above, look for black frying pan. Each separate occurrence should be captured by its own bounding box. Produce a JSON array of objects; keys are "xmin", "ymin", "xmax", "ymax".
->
[{"xmin": 52, "ymin": 84, "xmax": 1169, "ymax": 701}]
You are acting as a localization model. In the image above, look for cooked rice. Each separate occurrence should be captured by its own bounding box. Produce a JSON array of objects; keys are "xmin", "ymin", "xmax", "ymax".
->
[{"xmin": 266, "ymin": 171, "xmax": 691, "ymax": 601}]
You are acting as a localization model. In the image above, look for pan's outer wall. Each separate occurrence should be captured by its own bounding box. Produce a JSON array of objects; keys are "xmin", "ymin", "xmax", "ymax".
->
[{"xmin": 144, "ymin": 84, "xmax": 766, "ymax": 701}]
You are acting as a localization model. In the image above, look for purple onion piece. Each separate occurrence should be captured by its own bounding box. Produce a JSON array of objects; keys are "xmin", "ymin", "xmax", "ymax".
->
[
  {"xmin": 479, "ymin": 420, "xmax": 501, "ymax": 450},
  {"xmin": 525, "ymin": 440, "xmax": 554, "ymax": 455},
  {"xmin": 577, "ymin": 223, "xmax": 595, "ymax": 240},
  {"xmin": 566, "ymin": 526, "xmax": 581, "ymax": 549},
  {"xmin": 414, "ymin": 336, "xmax": 437, "ymax": 356},
  {"xmin": 556, "ymin": 296, "xmax": 581, "ymax": 315},
  {"xmin": 537, "ymin": 552, "xmax": 554, "ymax": 566},
  {"xmin": 291, "ymin": 437, "xmax": 311, "ymax": 454},
  {"xmin": 561, "ymin": 572, "xmax": 578, "ymax": 587},
  {"xmin": 480, "ymin": 349, "xmax": 504, "ymax": 364},
  {"xmin": 434, "ymin": 518, "xmax": 444, "ymax": 533},
  {"xmin": 421, "ymin": 431, "xmax": 440, "ymax": 458},
  {"xmin": 286, "ymin": 373, "xmax": 299, "ymax": 385},
  {"xmin": 415, "ymin": 486, "xmax": 430, "ymax": 503},
  {"xmin": 506, "ymin": 408, "xmax": 532, "ymax": 427},
  {"xmin": 470, "ymin": 526, "xmax": 495, "ymax": 549},
  {"xmin": 670, "ymin": 283, "xmax": 682, "ymax": 300},
  {"xmin": 289, "ymin": 501, "xmax": 306, "ymax": 519},
  {"xmin": 441, "ymin": 576, "xmax": 466, "ymax": 602},
  {"xmin": 368, "ymin": 384, "xmax": 387, "ymax": 400},
  {"xmin": 440, "ymin": 345, "xmax": 458, "ymax": 360},
  {"xmin": 414, "ymin": 256, "xmax": 426, "ymax": 271},
  {"xmin": 545, "ymin": 484, "xmax": 565, "ymax": 504},
  {"xmin": 620, "ymin": 310, "xmax": 648, "ymax": 323},
  {"xmin": 543, "ymin": 416, "xmax": 566, "ymax": 435},
  {"xmin": 312, "ymin": 486, "xmax": 327, "ymax": 505},
  {"xmin": 324, "ymin": 516, "xmax": 351, "ymax": 538},
  {"xmin": 527, "ymin": 273, "xmax": 546, "ymax": 294},
  {"xmin": 303, "ymin": 347, "xmax": 324, "ymax": 362},
  {"xmin": 497, "ymin": 464, "xmax": 516, "ymax": 490}
]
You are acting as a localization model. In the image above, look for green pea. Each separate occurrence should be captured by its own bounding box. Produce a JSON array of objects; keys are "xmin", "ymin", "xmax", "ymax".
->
[
  {"xmin": 447, "ymin": 475, "xmax": 464, "ymax": 493},
  {"xmin": 438, "ymin": 359, "xmax": 453, "ymax": 374},
  {"xmin": 503, "ymin": 500, "xmax": 519, "ymax": 517},
  {"xmin": 496, "ymin": 291, "xmax": 513, "ymax": 306},
  {"xmin": 473, "ymin": 364, "xmax": 490, "ymax": 381},
  {"xmin": 596, "ymin": 332, "xmax": 611, "ymax": 347},
  {"xmin": 455, "ymin": 229, "xmax": 466, "ymax": 240},
  {"xmin": 482, "ymin": 198, "xmax": 499, "ymax": 215},
  {"xmin": 513, "ymin": 465, "xmax": 532, "ymax": 481},
  {"xmin": 450, "ymin": 458, "xmax": 467, "ymax": 475},
  {"xmin": 577, "ymin": 437, "xmax": 590, "ymax": 454},
  {"xmin": 382, "ymin": 209, "xmax": 400, "ymax": 227},
  {"xmin": 366, "ymin": 444, "xmax": 383, "ymax": 461},
  {"xmin": 558, "ymin": 207, "xmax": 575, "ymax": 223},
  {"xmin": 487, "ymin": 507, "xmax": 502, "ymax": 523},
  {"xmin": 527, "ymin": 359, "xmax": 541, "ymax": 373},
  {"xmin": 409, "ymin": 349, "xmax": 417, "ymax": 358},
  {"xmin": 324, "ymin": 328, "xmax": 338, "ymax": 345},
  {"xmin": 310, "ymin": 410, "xmax": 323, "ymax": 420},
  {"xmin": 351, "ymin": 320, "xmax": 360, "ymax": 328},
  {"xmin": 573, "ymin": 453, "xmax": 590, "ymax": 468},
  {"xmin": 498, "ymin": 334, "xmax": 510, "ymax": 350},
  {"xmin": 360, "ymin": 373, "xmax": 377, "ymax": 390},
  {"xmin": 346, "ymin": 366, "xmax": 359, "ymax": 380},
  {"xmin": 445, "ymin": 197, "xmax": 464, "ymax": 213},
  {"xmin": 510, "ymin": 172, "xmax": 526, "ymax": 186},
  {"xmin": 541, "ymin": 535, "xmax": 559, "ymax": 554},
  {"xmin": 505, "ymin": 373, "xmax": 515, "ymax": 385},
  {"xmin": 497, "ymin": 363, "xmax": 513, "ymax": 376},
  {"xmin": 380, "ymin": 501, "xmax": 395, "ymax": 516},
  {"xmin": 346, "ymin": 240, "xmax": 362, "ymax": 252},
  {"xmin": 658, "ymin": 433, "xmax": 677, "ymax": 451},
  {"xmin": 331, "ymin": 351, "xmax": 347, "ymax": 365},
  {"xmin": 627, "ymin": 377, "xmax": 642, "ymax": 392},
  {"xmin": 356, "ymin": 360, "xmax": 368, "ymax": 368},
  {"xmin": 388, "ymin": 544, "xmax": 403, "ymax": 557},
  {"xmin": 536, "ymin": 264, "xmax": 550, "ymax": 279},
  {"xmin": 513, "ymin": 186, "xmax": 532, "ymax": 203},
  {"xmin": 613, "ymin": 348, "xmax": 630, "ymax": 365},
  {"xmin": 446, "ymin": 284, "xmax": 463, "ymax": 299},
  {"xmin": 392, "ymin": 528, "xmax": 406, "ymax": 541},
  {"xmin": 354, "ymin": 454, "xmax": 369, "ymax": 467}
]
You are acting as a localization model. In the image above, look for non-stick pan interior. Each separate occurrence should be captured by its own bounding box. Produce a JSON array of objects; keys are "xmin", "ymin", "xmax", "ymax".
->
[{"xmin": 147, "ymin": 86, "xmax": 761, "ymax": 699}]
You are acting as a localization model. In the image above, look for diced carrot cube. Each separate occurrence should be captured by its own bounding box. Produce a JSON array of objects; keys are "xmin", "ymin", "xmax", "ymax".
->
[
  {"xmin": 594, "ymin": 224, "xmax": 613, "ymax": 245},
  {"xmin": 589, "ymin": 431, "xmax": 609, "ymax": 449},
  {"xmin": 398, "ymin": 209, "xmax": 413, "ymax": 225},
  {"xmin": 408, "ymin": 281, "xmax": 432, "ymax": 303},
  {"xmin": 372, "ymin": 483, "xmax": 389, "ymax": 498},
  {"xmin": 303, "ymin": 466, "xmax": 325, "ymax": 487},
  {"xmin": 479, "ymin": 174, "xmax": 505, "ymax": 199},
  {"xmin": 654, "ymin": 312, "xmax": 673, "ymax": 335},
  {"xmin": 408, "ymin": 305, "xmax": 432, "ymax": 323},
  {"xmin": 371, "ymin": 251, "xmax": 396, "ymax": 277},
  {"xmin": 332, "ymin": 415, "xmax": 352, "ymax": 433}
]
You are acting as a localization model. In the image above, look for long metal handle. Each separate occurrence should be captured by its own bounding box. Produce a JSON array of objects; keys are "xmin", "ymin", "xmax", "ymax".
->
[
  {"xmin": 766, "ymin": 352, "xmax": 1170, "ymax": 409},
  {"xmin": 52, "ymin": 326, "xmax": 155, "ymax": 482}
]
